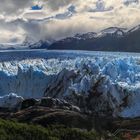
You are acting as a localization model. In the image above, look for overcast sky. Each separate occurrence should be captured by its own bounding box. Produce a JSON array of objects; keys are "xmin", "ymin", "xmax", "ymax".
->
[{"xmin": 0, "ymin": 0, "xmax": 140, "ymax": 44}]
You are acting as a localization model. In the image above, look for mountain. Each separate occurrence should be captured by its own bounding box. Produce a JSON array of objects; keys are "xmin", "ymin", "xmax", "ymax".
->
[
  {"xmin": 21, "ymin": 36, "xmax": 51, "ymax": 49},
  {"xmin": 25, "ymin": 40, "xmax": 50, "ymax": 49},
  {"xmin": 48, "ymin": 25, "xmax": 140, "ymax": 52},
  {"xmin": 0, "ymin": 36, "xmax": 51, "ymax": 50},
  {"xmin": 1, "ymin": 24, "xmax": 140, "ymax": 51}
]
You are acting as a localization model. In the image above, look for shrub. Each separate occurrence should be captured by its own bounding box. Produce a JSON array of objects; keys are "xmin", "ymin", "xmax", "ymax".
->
[{"xmin": 0, "ymin": 119, "xmax": 120, "ymax": 140}]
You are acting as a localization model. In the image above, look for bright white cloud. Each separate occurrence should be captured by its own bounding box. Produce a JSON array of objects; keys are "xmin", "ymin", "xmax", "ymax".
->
[{"xmin": 0, "ymin": 0, "xmax": 140, "ymax": 44}]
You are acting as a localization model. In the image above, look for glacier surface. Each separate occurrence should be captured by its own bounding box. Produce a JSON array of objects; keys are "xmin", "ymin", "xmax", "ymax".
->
[{"xmin": 0, "ymin": 50, "xmax": 139, "ymax": 118}]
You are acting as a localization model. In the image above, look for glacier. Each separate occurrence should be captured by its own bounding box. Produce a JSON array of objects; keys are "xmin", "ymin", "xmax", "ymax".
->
[{"xmin": 0, "ymin": 50, "xmax": 139, "ymax": 118}]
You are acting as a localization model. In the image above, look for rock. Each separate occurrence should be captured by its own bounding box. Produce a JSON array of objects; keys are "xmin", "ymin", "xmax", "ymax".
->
[
  {"xmin": 31, "ymin": 107, "xmax": 92, "ymax": 129},
  {"xmin": 40, "ymin": 97, "xmax": 79, "ymax": 111},
  {"xmin": 70, "ymin": 105, "xmax": 81, "ymax": 112},
  {"xmin": 0, "ymin": 106, "xmax": 91, "ymax": 130},
  {"xmin": 20, "ymin": 98, "xmax": 38, "ymax": 110},
  {"xmin": 44, "ymin": 68, "xmax": 77, "ymax": 98},
  {"xmin": 40, "ymin": 97, "xmax": 56, "ymax": 108}
]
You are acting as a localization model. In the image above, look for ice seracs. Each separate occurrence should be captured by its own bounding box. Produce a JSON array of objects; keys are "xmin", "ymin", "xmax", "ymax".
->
[{"xmin": 0, "ymin": 51, "xmax": 140, "ymax": 118}]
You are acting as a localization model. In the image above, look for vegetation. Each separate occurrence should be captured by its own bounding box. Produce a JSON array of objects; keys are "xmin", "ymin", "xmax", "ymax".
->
[{"xmin": 0, "ymin": 119, "xmax": 122, "ymax": 140}]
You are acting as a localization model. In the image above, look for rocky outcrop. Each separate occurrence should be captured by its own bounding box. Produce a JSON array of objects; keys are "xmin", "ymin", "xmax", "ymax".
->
[
  {"xmin": 20, "ymin": 97, "xmax": 80, "ymax": 112},
  {"xmin": 20, "ymin": 98, "xmax": 39, "ymax": 110},
  {"xmin": 44, "ymin": 68, "xmax": 77, "ymax": 98},
  {"xmin": 44, "ymin": 67, "xmax": 131, "ymax": 117}
]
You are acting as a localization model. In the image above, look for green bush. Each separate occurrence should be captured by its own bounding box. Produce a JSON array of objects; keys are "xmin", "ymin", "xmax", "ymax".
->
[{"xmin": 0, "ymin": 119, "xmax": 120, "ymax": 140}]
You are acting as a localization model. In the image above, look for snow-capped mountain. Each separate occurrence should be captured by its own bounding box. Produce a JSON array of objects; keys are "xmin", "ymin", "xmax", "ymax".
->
[
  {"xmin": 23, "ymin": 40, "xmax": 50, "ymax": 49},
  {"xmin": 75, "ymin": 32, "xmax": 97, "ymax": 40},
  {"xmin": 48, "ymin": 25, "xmax": 140, "ymax": 52},
  {"xmin": 101, "ymin": 27, "xmax": 127, "ymax": 36},
  {"xmin": 21, "ymin": 36, "xmax": 52, "ymax": 49},
  {"xmin": 0, "ymin": 24, "xmax": 140, "ymax": 51},
  {"xmin": 128, "ymin": 24, "xmax": 140, "ymax": 33},
  {"xmin": 0, "ymin": 37, "xmax": 52, "ymax": 50}
]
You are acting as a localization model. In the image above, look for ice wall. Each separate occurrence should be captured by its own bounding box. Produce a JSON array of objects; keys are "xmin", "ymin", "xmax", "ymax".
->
[{"xmin": 0, "ymin": 55, "xmax": 139, "ymax": 117}]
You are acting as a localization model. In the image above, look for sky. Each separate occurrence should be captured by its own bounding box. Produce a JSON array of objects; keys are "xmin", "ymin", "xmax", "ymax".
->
[{"xmin": 0, "ymin": 0, "xmax": 140, "ymax": 44}]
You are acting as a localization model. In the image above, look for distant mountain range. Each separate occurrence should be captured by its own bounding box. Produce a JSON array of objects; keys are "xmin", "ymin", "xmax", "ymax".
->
[
  {"xmin": 22, "ymin": 36, "xmax": 51, "ymax": 49},
  {"xmin": 1, "ymin": 24, "xmax": 140, "ymax": 52},
  {"xmin": 47, "ymin": 25, "xmax": 140, "ymax": 52}
]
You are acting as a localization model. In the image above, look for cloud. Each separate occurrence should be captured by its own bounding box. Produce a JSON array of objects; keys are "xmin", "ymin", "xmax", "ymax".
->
[
  {"xmin": 0, "ymin": 0, "xmax": 33, "ymax": 16},
  {"xmin": 0, "ymin": 0, "xmax": 140, "ymax": 44},
  {"xmin": 45, "ymin": 0, "xmax": 75, "ymax": 11}
]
